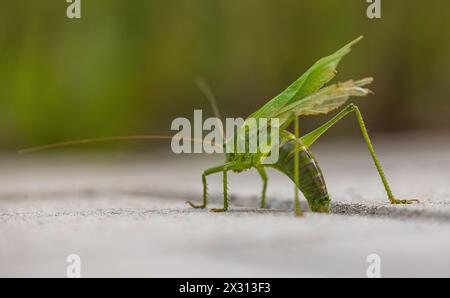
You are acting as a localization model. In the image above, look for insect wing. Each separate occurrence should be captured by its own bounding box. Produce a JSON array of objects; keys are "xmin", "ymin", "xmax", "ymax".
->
[
  {"xmin": 248, "ymin": 36, "xmax": 364, "ymax": 121},
  {"xmin": 274, "ymin": 78, "xmax": 373, "ymax": 119}
]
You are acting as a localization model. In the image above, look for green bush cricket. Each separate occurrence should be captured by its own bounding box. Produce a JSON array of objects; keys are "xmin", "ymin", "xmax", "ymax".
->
[
  {"xmin": 20, "ymin": 36, "xmax": 419, "ymax": 215},
  {"xmin": 186, "ymin": 36, "xmax": 419, "ymax": 215}
]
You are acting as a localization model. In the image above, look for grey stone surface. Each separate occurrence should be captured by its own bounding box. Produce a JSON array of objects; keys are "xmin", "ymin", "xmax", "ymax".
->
[{"xmin": 1, "ymin": 132, "xmax": 449, "ymax": 277}]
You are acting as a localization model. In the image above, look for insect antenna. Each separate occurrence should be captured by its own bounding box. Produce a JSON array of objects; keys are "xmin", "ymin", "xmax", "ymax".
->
[
  {"xmin": 19, "ymin": 78, "xmax": 226, "ymax": 155},
  {"xmin": 18, "ymin": 135, "xmax": 221, "ymax": 155},
  {"xmin": 195, "ymin": 77, "xmax": 226, "ymax": 139}
]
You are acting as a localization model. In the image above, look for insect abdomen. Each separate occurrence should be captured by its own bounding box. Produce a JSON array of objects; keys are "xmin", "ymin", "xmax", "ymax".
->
[{"xmin": 271, "ymin": 139, "xmax": 330, "ymax": 213}]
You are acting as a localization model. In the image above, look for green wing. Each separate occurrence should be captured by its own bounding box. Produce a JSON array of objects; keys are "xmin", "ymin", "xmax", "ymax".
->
[
  {"xmin": 234, "ymin": 36, "xmax": 372, "ymax": 155},
  {"xmin": 274, "ymin": 78, "xmax": 373, "ymax": 121},
  {"xmin": 247, "ymin": 36, "xmax": 364, "ymax": 121}
]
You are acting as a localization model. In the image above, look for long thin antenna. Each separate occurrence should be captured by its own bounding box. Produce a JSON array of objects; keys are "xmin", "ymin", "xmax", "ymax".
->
[
  {"xmin": 19, "ymin": 78, "xmax": 226, "ymax": 155},
  {"xmin": 195, "ymin": 77, "xmax": 225, "ymax": 139},
  {"xmin": 195, "ymin": 77, "xmax": 222, "ymax": 120},
  {"xmin": 18, "ymin": 135, "xmax": 221, "ymax": 155}
]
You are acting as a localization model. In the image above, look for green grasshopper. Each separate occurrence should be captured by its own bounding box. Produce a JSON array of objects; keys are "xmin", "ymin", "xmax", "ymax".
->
[
  {"xmin": 20, "ymin": 36, "xmax": 418, "ymax": 215},
  {"xmin": 186, "ymin": 36, "xmax": 418, "ymax": 215}
]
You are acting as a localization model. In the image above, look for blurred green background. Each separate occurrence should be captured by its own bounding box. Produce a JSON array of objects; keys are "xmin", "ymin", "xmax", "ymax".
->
[{"xmin": 0, "ymin": 0, "xmax": 449, "ymax": 151}]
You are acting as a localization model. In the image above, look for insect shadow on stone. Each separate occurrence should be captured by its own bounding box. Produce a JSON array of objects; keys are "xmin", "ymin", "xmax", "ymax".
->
[{"xmin": 19, "ymin": 36, "xmax": 419, "ymax": 216}]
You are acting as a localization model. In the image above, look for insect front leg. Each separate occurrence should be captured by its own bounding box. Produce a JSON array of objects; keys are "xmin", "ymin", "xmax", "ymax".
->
[
  {"xmin": 210, "ymin": 162, "xmax": 249, "ymax": 212},
  {"xmin": 210, "ymin": 169, "xmax": 229, "ymax": 212},
  {"xmin": 187, "ymin": 164, "xmax": 228, "ymax": 209},
  {"xmin": 187, "ymin": 162, "xmax": 244, "ymax": 212},
  {"xmin": 301, "ymin": 104, "xmax": 419, "ymax": 205}
]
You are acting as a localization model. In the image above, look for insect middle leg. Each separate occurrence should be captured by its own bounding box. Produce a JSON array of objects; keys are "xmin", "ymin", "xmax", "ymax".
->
[
  {"xmin": 301, "ymin": 103, "xmax": 419, "ymax": 205},
  {"xmin": 257, "ymin": 167, "xmax": 268, "ymax": 208}
]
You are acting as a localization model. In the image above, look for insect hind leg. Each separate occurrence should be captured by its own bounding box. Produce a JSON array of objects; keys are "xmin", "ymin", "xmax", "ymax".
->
[
  {"xmin": 301, "ymin": 104, "xmax": 419, "ymax": 205},
  {"xmin": 294, "ymin": 116, "xmax": 304, "ymax": 216}
]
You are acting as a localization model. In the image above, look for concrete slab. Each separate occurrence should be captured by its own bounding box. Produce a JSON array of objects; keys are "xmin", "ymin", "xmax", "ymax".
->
[{"xmin": 1, "ymin": 132, "xmax": 449, "ymax": 277}]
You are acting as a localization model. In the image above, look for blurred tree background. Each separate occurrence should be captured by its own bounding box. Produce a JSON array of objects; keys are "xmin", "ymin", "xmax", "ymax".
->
[{"xmin": 0, "ymin": 0, "xmax": 449, "ymax": 150}]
